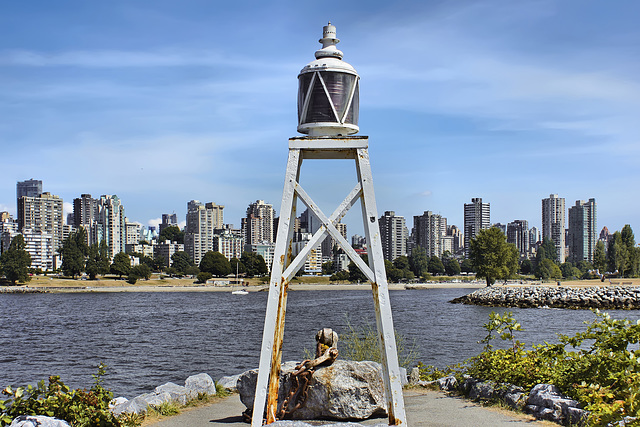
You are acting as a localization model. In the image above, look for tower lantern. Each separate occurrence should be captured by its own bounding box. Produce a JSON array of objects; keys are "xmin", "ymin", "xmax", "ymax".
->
[{"xmin": 297, "ymin": 22, "xmax": 359, "ymax": 136}]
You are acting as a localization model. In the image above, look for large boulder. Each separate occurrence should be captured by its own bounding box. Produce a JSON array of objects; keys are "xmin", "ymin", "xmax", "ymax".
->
[
  {"xmin": 155, "ymin": 382, "xmax": 194, "ymax": 405},
  {"xmin": 218, "ymin": 373, "xmax": 242, "ymax": 392},
  {"xmin": 238, "ymin": 360, "xmax": 387, "ymax": 421},
  {"xmin": 525, "ymin": 384, "xmax": 588, "ymax": 425},
  {"xmin": 9, "ymin": 416, "xmax": 70, "ymax": 427},
  {"xmin": 185, "ymin": 373, "xmax": 217, "ymax": 396}
]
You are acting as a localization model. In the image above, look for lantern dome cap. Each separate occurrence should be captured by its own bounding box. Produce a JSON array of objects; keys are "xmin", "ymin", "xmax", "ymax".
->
[{"xmin": 315, "ymin": 22, "xmax": 343, "ymax": 60}]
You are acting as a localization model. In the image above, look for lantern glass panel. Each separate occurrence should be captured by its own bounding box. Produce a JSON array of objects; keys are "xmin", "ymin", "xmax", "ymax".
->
[
  {"xmin": 321, "ymin": 72, "xmax": 356, "ymax": 123},
  {"xmin": 344, "ymin": 80, "xmax": 359, "ymax": 125},
  {"xmin": 298, "ymin": 73, "xmax": 314, "ymax": 122},
  {"xmin": 303, "ymin": 76, "xmax": 336, "ymax": 123}
]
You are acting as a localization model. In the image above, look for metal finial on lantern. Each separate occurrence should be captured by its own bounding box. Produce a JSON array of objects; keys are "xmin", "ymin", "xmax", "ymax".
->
[{"xmin": 297, "ymin": 23, "xmax": 360, "ymax": 136}]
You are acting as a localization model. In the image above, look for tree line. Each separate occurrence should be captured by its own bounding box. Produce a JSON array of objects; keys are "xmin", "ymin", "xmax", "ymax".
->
[
  {"xmin": 0, "ymin": 227, "xmax": 269, "ymax": 285},
  {"xmin": 324, "ymin": 224, "xmax": 640, "ymax": 287}
]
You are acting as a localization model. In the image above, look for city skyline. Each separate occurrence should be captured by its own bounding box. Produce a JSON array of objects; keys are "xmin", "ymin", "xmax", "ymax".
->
[{"xmin": 2, "ymin": 1, "xmax": 639, "ymax": 236}]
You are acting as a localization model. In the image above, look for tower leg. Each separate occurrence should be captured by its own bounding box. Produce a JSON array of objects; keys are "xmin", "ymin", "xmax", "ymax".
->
[
  {"xmin": 251, "ymin": 149, "xmax": 301, "ymax": 426},
  {"xmin": 356, "ymin": 148, "xmax": 407, "ymax": 425}
]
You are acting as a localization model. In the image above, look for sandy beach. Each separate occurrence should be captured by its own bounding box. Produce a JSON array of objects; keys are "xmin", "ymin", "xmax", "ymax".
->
[{"xmin": 2, "ymin": 275, "xmax": 638, "ymax": 294}]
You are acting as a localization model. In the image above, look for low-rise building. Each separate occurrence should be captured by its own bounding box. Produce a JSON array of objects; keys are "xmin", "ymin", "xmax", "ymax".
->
[{"xmin": 154, "ymin": 241, "xmax": 184, "ymax": 267}]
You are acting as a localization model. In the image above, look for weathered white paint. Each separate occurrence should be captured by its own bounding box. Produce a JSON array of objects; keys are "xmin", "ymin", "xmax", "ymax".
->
[{"xmin": 251, "ymin": 136, "xmax": 406, "ymax": 426}]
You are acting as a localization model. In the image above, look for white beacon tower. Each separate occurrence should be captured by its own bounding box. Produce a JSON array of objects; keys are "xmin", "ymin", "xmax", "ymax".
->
[{"xmin": 252, "ymin": 23, "xmax": 407, "ymax": 426}]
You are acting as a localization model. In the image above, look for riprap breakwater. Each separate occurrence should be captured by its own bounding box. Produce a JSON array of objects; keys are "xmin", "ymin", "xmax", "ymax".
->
[{"xmin": 450, "ymin": 285, "xmax": 640, "ymax": 309}]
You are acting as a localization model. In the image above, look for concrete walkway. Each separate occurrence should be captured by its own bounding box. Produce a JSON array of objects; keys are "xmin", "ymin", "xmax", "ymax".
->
[{"xmin": 148, "ymin": 389, "xmax": 551, "ymax": 427}]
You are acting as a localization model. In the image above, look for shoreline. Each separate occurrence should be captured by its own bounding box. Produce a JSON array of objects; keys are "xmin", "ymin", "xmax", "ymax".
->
[
  {"xmin": 2, "ymin": 277, "xmax": 638, "ymax": 294},
  {"xmin": 1, "ymin": 282, "xmax": 485, "ymax": 293}
]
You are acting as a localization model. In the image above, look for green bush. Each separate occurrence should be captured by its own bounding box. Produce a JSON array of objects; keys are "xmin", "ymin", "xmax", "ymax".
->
[
  {"xmin": 0, "ymin": 364, "xmax": 136, "ymax": 427},
  {"xmin": 421, "ymin": 310, "xmax": 640, "ymax": 426}
]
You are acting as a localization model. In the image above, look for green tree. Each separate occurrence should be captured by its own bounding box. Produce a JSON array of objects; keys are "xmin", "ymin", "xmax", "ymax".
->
[
  {"xmin": 330, "ymin": 270, "xmax": 350, "ymax": 281},
  {"xmin": 153, "ymin": 253, "xmax": 167, "ymax": 271},
  {"xmin": 321, "ymin": 260, "xmax": 334, "ymax": 275},
  {"xmin": 240, "ymin": 251, "xmax": 268, "ymax": 277},
  {"xmin": 409, "ymin": 246, "xmax": 429, "ymax": 277},
  {"xmin": 85, "ymin": 240, "xmax": 110, "ymax": 280},
  {"xmin": 185, "ymin": 265, "xmax": 200, "ymax": 277},
  {"xmin": 593, "ymin": 240, "xmax": 607, "ymax": 273},
  {"xmin": 158, "ymin": 225, "xmax": 184, "ymax": 244},
  {"xmin": 171, "ymin": 251, "xmax": 193, "ymax": 275},
  {"xmin": 620, "ymin": 225, "xmax": 639, "ymax": 277},
  {"xmin": 200, "ymin": 251, "xmax": 231, "ymax": 277},
  {"xmin": 0, "ymin": 234, "xmax": 32, "ymax": 284},
  {"xmin": 460, "ymin": 258, "xmax": 474, "ymax": 273},
  {"xmin": 539, "ymin": 237, "xmax": 558, "ymax": 263},
  {"xmin": 230, "ymin": 257, "xmax": 245, "ymax": 275},
  {"xmin": 470, "ymin": 227, "xmax": 519, "ymax": 286},
  {"xmin": 428, "ymin": 256, "xmax": 445, "ymax": 275},
  {"xmin": 196, "ymin": 271, "xmax": 212, "ymax": 283},
  {"xmin": 607, "ymin": 231, "xmax": 628, "ymax": 274},
  {"xmin": 59, "ymin": 228, "xmax": 89, "ymax": 278},
  {"xmin": 348, "ymin": 254, "xmax": 369, "ymax": 283},
  {"xmin": 385, "ymin": 260, "xmax": 403, "ymax": 283},
  {"xmin": 560, "ymin": 261, "xmax": 581, "ymax": 279},
  {"xmin": 130, "ymin": 264, "xmax": 152, "ymax": 280},
  {"xmin": 110, "ymin": 252, "xmax": 131, "ymax": 278},
  {"xmin": 520, "ymin": 259, "xmax": 533, "ymax": 275},
  {"xmin": 536, "ymin": 258, "xmax": 562, "ymax": 280},
  {"xmin": 393, "ymin": 256, "xmax": 409, "ymax": 271},
  {"xmin": 444, "ymin": 258, "xmax": 461, "ymax": 276}
]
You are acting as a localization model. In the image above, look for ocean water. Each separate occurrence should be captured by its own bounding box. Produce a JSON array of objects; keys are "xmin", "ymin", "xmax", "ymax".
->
[{"xmin": 1, "ymin": 288, "xmax": 638, "ymax": 397}]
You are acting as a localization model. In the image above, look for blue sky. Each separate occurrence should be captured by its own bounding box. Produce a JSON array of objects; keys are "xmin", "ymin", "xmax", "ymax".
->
[{"xmin": 1, "ymin": 0, "xmax": 639, "ymax": 238}]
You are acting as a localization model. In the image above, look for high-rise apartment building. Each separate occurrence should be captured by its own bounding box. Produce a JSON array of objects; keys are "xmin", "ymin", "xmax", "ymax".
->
[
  {"xmin": 529, "ymin": 227, "xmax": 540, "ymax": 245},
  {"xmin": 464, "ymin": 198, "xmax": 490, "ymax": 258},
  {"xmin": 379, "ymin": 211, "xmax": 407, "ymax": 261},
  {"xmin": 507, "ymin": 220, "xmax": 529, "ymax": 259},
  {"xmin": 16, "ymin": 179, "xmax": 42, "ymax": 200},
  {"xmin": 242, "ymin": 200, "xmax": 275, "ymax": 247},
  {"xmin": 73, "ymin": 194, "xmax": 98, "ymax": 233},
  {"xmin": 21, "ymin": 228, "xmax": 55, "ymax": 271},
  {"xmin": 412, "ymin": 211, "xmax": 444, "ymax": 257},
  {"xmin": 159, "ymin": 213, "xmax": 178, "ymax": 234},
  {"xmin": 17, "ymin": 192, "xmax": 64, "ymax": 252},
  {"xmin": 96, "ymin": 195, "xmax": 126, "ymax": 259},
  {"xmin": 184, "ymin": 200, "xmax": 224, "ymax": 266},
  {"xmin": 320, "ymin": 222, "xmax": 347, "ymax": 259},
  {"xmin": 447, "ymin": 225, "xmax": 464, "ymax": 255},
  {"xmin": 542, "ymin": 194, "xmax": 566, "ymax": 263},
  {"xmin": 125, "ymin": 219, "xmax": 141, "ymax": 245},
  {"xmin": 213, "ymin": 227, "xmax": 244, "ymax": 261},
  {"xmin": 0, "ymin": 214, "xmax": 19, "ymax": 254},
  {"xmin": 568, "ymin": 198, "xmax": 597, "ymax": 264}
]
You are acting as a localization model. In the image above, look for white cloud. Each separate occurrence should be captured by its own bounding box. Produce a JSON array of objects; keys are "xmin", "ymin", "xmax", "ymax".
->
[
  {"xmin": 419, "ymin": 191, "xmax": 433, "ymax": 197},
  {"xmin": 147, "ymin": 218, "xmax": 161, "ymax": 229},
  {"xmin": 63, "ymin": 202, "xmax": 73, "ymax": 220}
]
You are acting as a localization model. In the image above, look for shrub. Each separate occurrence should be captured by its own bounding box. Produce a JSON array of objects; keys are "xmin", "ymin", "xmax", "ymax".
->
[
  {"xmin": 196, "ymin": 272, "xmax": 212, "ymax": 284},
  {"xmin": 340, "ymin": 317, "xmax": 418, "ymax": 369},
  {"xmin": 0, "ymin": 364, "xmax": 134, "ymax": 427},
  {"xmin": 434, "ymin": 310, "xmax": 640, "ymax": 426}
]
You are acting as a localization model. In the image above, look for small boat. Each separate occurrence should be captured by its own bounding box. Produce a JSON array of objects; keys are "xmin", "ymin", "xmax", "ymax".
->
[{"xmin": 231, "ymin": 263, "xmax": 248, "ymax": 294}]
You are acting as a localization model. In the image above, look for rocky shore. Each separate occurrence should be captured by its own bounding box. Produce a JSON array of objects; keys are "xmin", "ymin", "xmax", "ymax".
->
[{"xmin": 449, "ymin": 285, "xmax": 640, "ymax": 309}]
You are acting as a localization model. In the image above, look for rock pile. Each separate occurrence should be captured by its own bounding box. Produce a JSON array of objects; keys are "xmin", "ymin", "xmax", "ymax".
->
[
  {"xmin": 450, "ymin": 285, "xmax": 640, "ymax": 309},
  {"xmin": 431, "ymin": 376, "xmax": 588, "ymax": 425},
  {"xmin": 111, "ymin": 372, "xmax": 216, "ymax": 415}
]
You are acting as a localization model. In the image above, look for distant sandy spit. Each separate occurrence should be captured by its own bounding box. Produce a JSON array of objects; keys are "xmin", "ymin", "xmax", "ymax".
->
[{"xmin": 3, "ymin": 277, "xmax": 635, "ymax": 294}]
